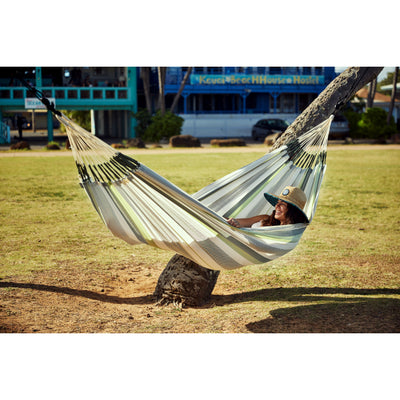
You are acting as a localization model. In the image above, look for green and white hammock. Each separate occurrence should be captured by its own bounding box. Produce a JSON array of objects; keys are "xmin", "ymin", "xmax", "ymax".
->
[{"xmin": 59, "ymin": 114, "xmax": 333, "ymax": 271}]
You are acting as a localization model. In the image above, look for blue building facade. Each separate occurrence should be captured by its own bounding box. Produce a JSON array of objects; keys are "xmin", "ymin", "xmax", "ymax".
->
[
  {"xmin": 1, "ymin": 66, "xmax": 336, "ymax": 142},
  {"xmin": 164, "ymin": 67, "xmax": 336, "ymax": 114},
  {"xmin": 0, "ymin": 67, "xmax": 137, "ymax": 142}
]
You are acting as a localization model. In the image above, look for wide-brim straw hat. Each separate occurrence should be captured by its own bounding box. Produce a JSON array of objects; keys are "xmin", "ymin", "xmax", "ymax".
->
[{"xmin": 264, "ymin": 186, "xmax": 309, "ymax": 222}]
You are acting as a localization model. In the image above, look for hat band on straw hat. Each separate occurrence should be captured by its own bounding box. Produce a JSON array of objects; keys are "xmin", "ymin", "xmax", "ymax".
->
[{"xmin": 264, "ymin": 186, "xmax": 309, "ymax": 222}]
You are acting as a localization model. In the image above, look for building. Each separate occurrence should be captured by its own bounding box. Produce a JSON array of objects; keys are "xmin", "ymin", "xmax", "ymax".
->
[
  {"xmin": 1, "ymin": 66, "xmax": 336, "ymax": 142},
  {"xmin": 163, "ymin": 67, "xmax": 336, "ymax": 137},
  {"xmin": 164, "ymin": 67, "xmax": 335, "ymax": 114},
  {"xmin": 354, "ymin": 86, "xmax": 400, "ymax": 124},
  {"xmin": 0, "ymin": 67, "xmax": 137, "ymax": 143}
]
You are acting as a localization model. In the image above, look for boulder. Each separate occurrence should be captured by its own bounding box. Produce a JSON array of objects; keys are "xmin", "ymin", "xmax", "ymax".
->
[
  {"xmin": 210, "ymin": 138, "xmax": 246, "ymax": 147},
  {"xmin": 263, "ymin": 132, "xmax": 281, "ymax": 146},
  {"xmin": 45, "ymin": 143, "xmax": 60, "ymax": 150},
  {"xmin": 111, "ymin": 143, "xmax": 127, "ymax": 149},
  {"xmin": 10, "ymin": 141, "xmax": 30, "ymax": 150},
  {"xmin": 169, "ymin": 135, "xmax": 201, "ymax": 148},
  {"xmin": 127, "ymin": 138, "xmax": 146, "ymax": 148}
]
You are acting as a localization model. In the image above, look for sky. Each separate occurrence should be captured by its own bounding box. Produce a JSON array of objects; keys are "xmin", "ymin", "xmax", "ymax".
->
[
  {"xmin": 335, "ymin": 67, "xmax": 395, "ymax": 81},
  {"xmin": 1, "ymin": 2, "xmax": 397, "ymax": 73}
]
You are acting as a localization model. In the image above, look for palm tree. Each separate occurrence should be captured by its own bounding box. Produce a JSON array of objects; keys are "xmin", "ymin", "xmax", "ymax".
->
[
  {"xmin": 170, "ymin": 67, "xmax": 193, "ymax": 114},
  {"xmin": 140, "ymin": 67, "xmax": 152, "ymax": 114},
  {"xmin": 387, "ymin": 67, "xmax": 399, "ymax": 125},
  {"xmin": 367, "ymin": 77, "xmax": 377, "ymax": 108},
  {"xmin": 157, "ymin": 67, "xmax": 167, "ymax": 115}
]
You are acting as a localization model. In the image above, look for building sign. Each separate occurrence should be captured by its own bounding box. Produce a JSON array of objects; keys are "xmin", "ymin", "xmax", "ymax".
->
[
  {"xmin": 190, "ymin": 74, "xmax": 324, "ymax": 85},
  {"xmin": 25, "ymin": 98, "xmax": 56, "ymax": 109}
]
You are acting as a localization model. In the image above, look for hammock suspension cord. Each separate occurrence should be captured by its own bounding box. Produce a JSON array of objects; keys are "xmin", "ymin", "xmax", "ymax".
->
[{"xmin": 20, "ymin": 81, "xmax": 333, "ymax": 271}]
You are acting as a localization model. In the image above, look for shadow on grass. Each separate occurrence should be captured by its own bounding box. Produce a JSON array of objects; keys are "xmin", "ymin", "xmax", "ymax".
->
[
  {"xmin": 211, "ymin": 286, "xmax": 400, "ymax": 305},
  {"xmin": 1, "ymin": 282, "xmax": 400, "ymax": 332},
  {"xmin": 245, "ymin": 298, "xmax": 400, "ymax": 333},
  {"xmin": 210, "ymin": 287, "xmax": 400, "ymax": 333},
  {"xmin": 0, "ymin": 281, "xmax": 154, "ymax": 305}
]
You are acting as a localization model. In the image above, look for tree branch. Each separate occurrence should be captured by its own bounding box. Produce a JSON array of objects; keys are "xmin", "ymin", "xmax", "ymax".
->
[
  {"xmin": 170, "ymin": 67, "xmax": 193, "ymax": 114},
  {"xmin": 272, "ymin": 67, "xmax": 383, "ymax": 149}
]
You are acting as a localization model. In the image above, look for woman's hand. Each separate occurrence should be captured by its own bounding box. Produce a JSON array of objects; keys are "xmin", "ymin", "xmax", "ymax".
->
[{"xmin": 227, "ymin": 218, "xmax": 240, "ymax": 228}]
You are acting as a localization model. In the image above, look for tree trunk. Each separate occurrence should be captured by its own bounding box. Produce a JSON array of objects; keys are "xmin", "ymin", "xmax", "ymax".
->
[
  {"xmin": 153, "ymin": 254, "xmax": 220, "ymax": 307},
  {"xmin": 367, "ymin": 77, "xmax": 377, "ymax": 109},
  {"xmin": 158, "ymin": 67, "xmax": 167, "ymax": 116},
  {"xmin": 140, "ymin": 67, "xmax": 152, "ymax": 114},
  {"xmin": 273, "ymin": 67, "xmax": 383, "ymax": 149},
  {"xmin": 387, "ymin": 66, "xmax": 399, "ymax": 125},
  {"xmin": 153, "ymin": 67, "xmax": 383, "ymax": 308},
  {"xmin": 170, "ymin": 67, "xmax": 193, "ymax": 114}
]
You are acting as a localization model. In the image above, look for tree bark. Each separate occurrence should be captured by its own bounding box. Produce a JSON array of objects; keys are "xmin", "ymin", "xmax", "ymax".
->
[
  {"xmin": 153, "ymin": 67, "xmax": 383, "ymax": 308},
  {"xmin": 170, "ymin": 67, "xmax": 193, "ymax": 114},
  {"xmin": 272, "ymin": 67, "xmax": 383, "ymax": 149},
  {"xmin": 157, "ymin": 67, "xmax": 167, "ymax": 116},
  {"xmin": 153, "ymin": 254, "xmax": 220, "ymax": 307},
  {"xmin": 387, "ymin": 66, "xmax": 399, "ymax": 125},
  {"xmin": 140, "ymin": 67, "xmax": 152, "ymax": 114},
  {"xmin": 367, "ymin": 77, "xmax": 377, "ymax": 109}
]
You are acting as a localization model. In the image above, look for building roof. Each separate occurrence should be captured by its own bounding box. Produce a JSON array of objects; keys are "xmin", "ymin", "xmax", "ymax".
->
[
  {"xmin": 380, "ymin": 83, "xmax": 400, "ymax": 92},
  {"xmin": 355, "ymin": 87, "xmax": 396, "ymax": 102}
]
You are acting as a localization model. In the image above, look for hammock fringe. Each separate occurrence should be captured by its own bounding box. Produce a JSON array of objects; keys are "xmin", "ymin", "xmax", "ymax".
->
[{"xmin": 57, "ymin": 114, "xmax": 333, "ymax": 271}]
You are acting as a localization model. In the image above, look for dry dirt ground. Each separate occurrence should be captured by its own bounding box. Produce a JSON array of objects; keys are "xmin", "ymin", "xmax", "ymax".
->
[
  {"xmin": 1, "ymin": 258, "xmax": 400, "ymax": 333},
  {"xmin": 0, "ymin": 260, "xmax": 179, "ymax": 333},
  {"xmin": 1, "ymin": 144, "xmax": 400, "ymax": 333}
]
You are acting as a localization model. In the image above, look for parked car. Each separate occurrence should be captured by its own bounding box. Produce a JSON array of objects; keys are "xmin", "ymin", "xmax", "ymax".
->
[
  {"xmin": 330, "ymin": 114, "xmax": 349, "ymax": 139},
  {"xmin": 251, "ymin": 118, "xmax": 289, "ymax": 141}
]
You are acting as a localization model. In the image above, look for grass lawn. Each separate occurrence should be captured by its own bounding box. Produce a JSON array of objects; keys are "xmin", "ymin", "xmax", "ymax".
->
[{"xmin": 0, "ymin": 147, "xmax": 399, "ymax": 333}]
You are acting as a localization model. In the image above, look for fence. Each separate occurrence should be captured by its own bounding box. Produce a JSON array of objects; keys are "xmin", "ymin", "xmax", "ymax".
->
[{"xmin": 0, "ymin": 120, "xmax": 11, "ymax": 144}]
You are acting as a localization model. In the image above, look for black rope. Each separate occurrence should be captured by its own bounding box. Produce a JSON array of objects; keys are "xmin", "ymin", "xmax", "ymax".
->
[{"xmin": 18, "ymin": 77, "xmax": 61, "ymax": 116}]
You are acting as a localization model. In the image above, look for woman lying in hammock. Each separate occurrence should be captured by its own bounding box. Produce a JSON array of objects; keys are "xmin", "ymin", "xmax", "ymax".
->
[{"xmin": 227, "ymin": 186, "xmax": 309, "ymax": 228}]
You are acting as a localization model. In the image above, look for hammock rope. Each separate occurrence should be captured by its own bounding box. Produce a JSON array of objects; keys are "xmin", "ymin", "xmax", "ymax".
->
[
  {"xmin": 20, "ymin": 80, "xmax": 333, "ymax": 271},
  {"xmin": 55, "ymin": 113, "xmax": 333, "ymax": 271}
]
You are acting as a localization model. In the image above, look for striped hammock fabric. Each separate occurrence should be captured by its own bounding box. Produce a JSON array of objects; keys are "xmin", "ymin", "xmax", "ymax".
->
[{"xmin": 59, "ymin": 114, "xmax": 333, "ymax": 271}]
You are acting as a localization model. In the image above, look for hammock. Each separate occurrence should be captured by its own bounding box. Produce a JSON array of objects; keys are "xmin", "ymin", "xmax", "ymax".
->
[{"xmin": 56, "ymin": 113, "xmax": 333, "ymax": 271}]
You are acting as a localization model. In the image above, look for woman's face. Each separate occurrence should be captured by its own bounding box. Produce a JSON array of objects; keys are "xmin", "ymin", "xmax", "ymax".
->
[{"xmin": 274, "ymin": 200, "xmax": 288, "ymax": 223}]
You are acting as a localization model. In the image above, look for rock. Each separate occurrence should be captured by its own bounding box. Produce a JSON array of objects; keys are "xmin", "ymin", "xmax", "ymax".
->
[
  {"xmin": 344, "ymin": 137, "xmax": 354, "ymax": 144},
  {"xmin": 169, "ymin": 135, "xmax": 201, "ymax": 148},
  {"xmin": 111, "ymin": 143, "xmax": 127, "ymax": 149},
  {"xmin": 210, "ymin": 138, "xmax": 246, "ymax": 147},
  {"xmin": 10, "ymin": 141, "xmax": 30, "ymax": 150},
  {"xmin": 45, "ymin": 143, "xmax": 60, "ymax": 150},
  {"xmin": 127, "ymin": 138, "xmax": 146, "ymax": 148},
  {"xmin": 263, "ymin": 132, "xmax": 281, "ymax": 146}
]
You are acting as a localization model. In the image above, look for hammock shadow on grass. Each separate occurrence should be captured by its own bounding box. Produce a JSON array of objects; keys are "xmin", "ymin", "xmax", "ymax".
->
[
  {"xmin": 211, "ymin": 287, "xmax": 400, "ymax": 306},
  {"xmin": 209, "ymin": 287, "xmax": 400, "ymax": 333},
  {"xmin": 0, "ymin": 281, "xmax": 154, "ymax": 305},
  {"xmin": 1, "ymin": 282, "xmax": 400, "ymax": 332}
]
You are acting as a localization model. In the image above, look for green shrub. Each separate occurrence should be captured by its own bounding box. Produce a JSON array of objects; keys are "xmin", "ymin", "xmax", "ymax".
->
[
  {"xmin": 60, "ymin": 110, "xmax": 91, "ymax": 132},
  {"xmin": 143, "ymin": 111, "xmax": 184, "ymax": 142},
  {"xmin": 45, "ymin": 141, "xmax": 61, "ymax": 150},
  {"xmin": 357, "ymin": 108, "xmax": 396, "ymax": 140},
  {"xmin": 344, "ymin": 110, "xmax": 362, "ymax": 137},
  {"xmin": 132, "ymin": 108, "xmax": 152, "ymax": 138}
]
